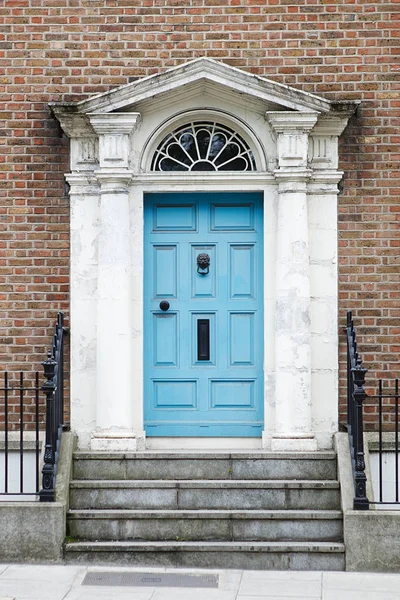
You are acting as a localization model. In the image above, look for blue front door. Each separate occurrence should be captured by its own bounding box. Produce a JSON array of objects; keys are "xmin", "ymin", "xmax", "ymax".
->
[{"xmin": 144, "ymin": 192, "xmax": 264, "ymax": 437}]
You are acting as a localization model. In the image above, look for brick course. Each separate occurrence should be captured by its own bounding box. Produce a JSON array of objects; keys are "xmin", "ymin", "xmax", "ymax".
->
[{"xmin": 0, "ymin": 0, "xmax": 398, "ymax": 427}]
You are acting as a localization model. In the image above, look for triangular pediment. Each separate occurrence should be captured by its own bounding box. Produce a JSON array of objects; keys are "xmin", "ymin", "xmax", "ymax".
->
[{"xmin": 52, "ymin": 58, "xmax": 335, "ymax": 117}]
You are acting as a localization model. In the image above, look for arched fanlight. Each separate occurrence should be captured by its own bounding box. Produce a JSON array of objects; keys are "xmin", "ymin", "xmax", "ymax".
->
[{"xmin": 151, "ymin": 121, "xmax": 256, "ymax": 172}]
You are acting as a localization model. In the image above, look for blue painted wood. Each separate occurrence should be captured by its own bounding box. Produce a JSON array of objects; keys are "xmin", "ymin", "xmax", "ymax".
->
[{"xmin": 144, "ymin": 192, "xmax": 264, "ymax": 437}]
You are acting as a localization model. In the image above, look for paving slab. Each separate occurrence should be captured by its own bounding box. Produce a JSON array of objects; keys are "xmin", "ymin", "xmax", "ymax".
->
[
  {"xmin": 322, "ymin": 571, "xmax": 400, "ymax": 594},
  {"xmin": 322, "ymin": 592, "xmax": 399, "ymax": 600},
  {"xmin": 64, "ymin": 588, "xmax": 153, "ymax": 600},
  {"xmin": 239, "ymin": 570, "xmax": 322, "ymax": 597},
  {"xmin": 0, "ymin": 580, "xmax": 71, "ymax": 600},
  {"xmin": 0, "ymin": 564, "xmax": 85, "ymax": 584},
  {"xmin": 0, "ymin": 565, "xmax": 400, "ymax": 600},
  {"xmin": 0, "ymin": 565, "xmax": 10, "ymax": 577},
  {"xmin": 241, "ymin": 570, "xmax": 322, "ymax": 581},
  {"xmin": 238, "ymin": 597, "xmax": 317, "ymax": 600},
  {"xmin": 151, "ymin": 590, "xmax": 237, "ymax": 600}
]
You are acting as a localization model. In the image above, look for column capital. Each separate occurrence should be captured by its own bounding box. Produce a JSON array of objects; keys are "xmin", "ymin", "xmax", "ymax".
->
[
  {"xmin": 266, "ymin": 112, "xmax": 319, "ymax": 169},
  {"xmin": 307, "ymin": 170, "xmax": 344, "ymax": 195},
  {"xmin": 273, "ymin": 168, "xmax": 312, "ymax": 193},
  {"xmin": 65, "ymin": 173, "xmax": 99, "ymax": 196},
  {"xmin": 50, "ymin": 109, "xmax": 92, "ymax": 138},
  {"xmin": 311, "ymin": 113, "xmax": 353, "ymax": 137},
  {"xmin": 88, "ymin": 112, "xmax": 140, "ymax": 169},
  {"xmin": 266, "ymin": 111, "xmax": 319, "ymax": 134},
  {"xmin": 95, "ymin": 169, "xmax": 133, "ymax": 193},
  {"xmin": 273, "ymin": 168, "xmax": 312, "ymax": 181},
  {"xmin": 88, "ymin": 112, "xmax": 141, "ymax": 136}
]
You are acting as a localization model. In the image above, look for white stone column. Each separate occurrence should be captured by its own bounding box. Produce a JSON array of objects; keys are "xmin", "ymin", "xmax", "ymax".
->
[
  {"xmin": 266, "ymin": 112, "xmax": 318, "ymax": 451},
  {"xmin": 66, "ymin": 173, "xmax": 100, "ymax": 449},
  {"xmin": 89, "ymin": 113, "xmax": 140, "ymax": 451}
]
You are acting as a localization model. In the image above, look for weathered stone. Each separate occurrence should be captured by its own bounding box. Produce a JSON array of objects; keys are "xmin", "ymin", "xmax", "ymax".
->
[
  {"xmin": 66, "ymin": 450, "xmax": 344, "ymax": 570},
  {"xmin": 64, "ymin": 540, "xmax": 345, "ymax": 570},
  {"xmin": 0, "ymin": 432, "xmax": 76, "ymax": 562}
]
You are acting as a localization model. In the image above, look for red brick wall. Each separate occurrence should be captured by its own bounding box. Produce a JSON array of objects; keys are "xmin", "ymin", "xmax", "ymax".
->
[{"xmin": 0, "ymin": 0, "xmax": 398, "ymax": 426}]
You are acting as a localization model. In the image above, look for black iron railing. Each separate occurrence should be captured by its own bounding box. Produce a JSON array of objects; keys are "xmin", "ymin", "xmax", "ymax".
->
[
  {"xmin": 0, "ymin": 372, "xmax": 41, "ymax": 496},
  {"xmin": 0, "ymin": 312, "xmax": 66, "ymax": 501},
  {"xmin": 40, "ymin": 312, "xmax": 66, "ymax": 502},
  {"xmin": 346, "ymin": 310, "xmax": 369, "ymax": 510},
  {"xmin": 369, "ymin": 378, "xmax": 400, "ymax": 505},
  {"xmin": 346, "ymin": 310, "xmax": 400, "ymax": 509}
]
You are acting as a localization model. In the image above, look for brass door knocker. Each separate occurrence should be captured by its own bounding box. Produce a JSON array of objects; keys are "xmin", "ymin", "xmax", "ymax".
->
[{"xmin": 197, "ymin": 253, "xmax": 210, "ymax": 275}]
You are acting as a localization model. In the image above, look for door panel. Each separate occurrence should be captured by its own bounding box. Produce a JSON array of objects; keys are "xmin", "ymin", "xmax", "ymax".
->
[
  {"xmin": 153, "ymin": 203, "xmax": 197, "ymax": 231},
  {"xmin": 154, "ymin": 380, "xmax": 197, "ymax": 409},
  {"xmin": 229, "ymin": 312, "xmax": 254, "ymax": 366},
  {"xmin": 210, "ymin": 379, "xmax": 255, "ymax": 409},
  {"xmin": 153, "ymin": 245, "xmax": 177, "ymax": 298},
  {"xmin": 229, "ymin": 244, "xmax": 255, "ymax": 298},
  {"xmin": 144, "ymin": 192, "xmax": 263, "ymax": 437},
  {"xmin": 153, "ymin": 313, "xmax": 178, "ymax": 366}
]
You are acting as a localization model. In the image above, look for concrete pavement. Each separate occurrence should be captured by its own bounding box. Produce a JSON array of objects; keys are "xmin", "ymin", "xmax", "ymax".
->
[{"xmin": 1, "ymin": 565, "xmax": 400, "ymax": 600}]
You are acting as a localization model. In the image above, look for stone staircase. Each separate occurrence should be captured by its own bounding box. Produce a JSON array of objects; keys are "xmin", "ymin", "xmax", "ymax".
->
[{"xmin": 65, "ymin": 451, "xmax": 345, "ymax": 570}]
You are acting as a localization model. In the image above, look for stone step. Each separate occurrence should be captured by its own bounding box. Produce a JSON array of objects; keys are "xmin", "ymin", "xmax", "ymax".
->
[
  {"xmin": 69, "ymin": 479, "xmax": 340, "ymax": 511},
  {"xmin": 64, "ymin": 540, "xmax": 345, "ymax": 571},
  {"xmin": 73, "ymin": 451, "xmax": 337, "ymax": 481},
  {"xmin": 67, "ymin": 508, "xmax": 343, "ymax": 542}
]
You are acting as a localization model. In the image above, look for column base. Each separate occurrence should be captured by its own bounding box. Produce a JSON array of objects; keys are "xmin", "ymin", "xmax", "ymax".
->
[
  {"xmin": 91, "ymin": 430, "xmax": 137, "ymax": 452},
  {"xmin": 271, "ymin": 434, "xmax": 317, "ymax": 452}
]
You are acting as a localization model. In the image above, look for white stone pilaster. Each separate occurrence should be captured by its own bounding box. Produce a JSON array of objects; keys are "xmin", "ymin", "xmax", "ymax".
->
[
  {"xmin": 66, "ymin": 174, "xmax": 100, "ymax": 449},
  {"xmin": 308, "ymin": 172, "xmax": 342, "ymax": 449},
  {"xmin": 129, "ymin": 185, "xmax": 145, "ymax": 448},
  {"xmin": 307, "ymin": 113, "xmax": 351, "ymax": 449},
  {"xmin": 89, "ymin": 113, "xmax": 139, "ymax": 451},
  {"xmin": 267, "ymin": 112, "xmax": 318, "ymax": 451}
]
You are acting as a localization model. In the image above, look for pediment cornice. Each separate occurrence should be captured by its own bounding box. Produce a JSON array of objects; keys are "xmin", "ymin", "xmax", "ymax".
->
[{"xmin": 50, "ymin": 58, "xmax": 358, "ymax": 122}]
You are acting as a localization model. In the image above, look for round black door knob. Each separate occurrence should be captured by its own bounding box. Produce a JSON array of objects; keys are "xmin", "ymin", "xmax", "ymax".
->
[{"xmin": 159, "ymin": 301, "xmax": 170, "ymax": 311}]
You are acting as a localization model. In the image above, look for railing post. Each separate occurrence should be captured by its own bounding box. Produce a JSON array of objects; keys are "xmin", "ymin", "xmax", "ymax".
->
[
  {"xmin": 346, "ymin": 311, "xmax": 352, "ymax": 436},
  {"xmin": 57, "ymin": 312, "xmax": 64, "ymax": 439},
  {"xmin": 39, "ymin": 351, "xmax": 57, "ymax": 502},
  {"xmin": 352, "ymin": 358, "xmax": 369, "ymax": 510}
]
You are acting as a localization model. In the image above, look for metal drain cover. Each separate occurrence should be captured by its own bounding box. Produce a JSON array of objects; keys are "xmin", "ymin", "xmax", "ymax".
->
[{"xmin": 82, "ymin": 571, "xmax": 219, "ymax": 588}]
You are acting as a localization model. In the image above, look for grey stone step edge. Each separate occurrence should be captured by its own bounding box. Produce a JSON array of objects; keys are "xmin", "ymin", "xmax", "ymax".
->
[
  {"xmin": 65, "ymin": 540, "xmax": 345, "ymax": 553},
  {"xmin": 73, "ymin": 451, "xmax": 337, "ymax": 460},
  {"xmin": 68, "ymin": 508, "xmax": 343, "ymax": 520},
  {"xmin": 64, "ymin": 540, "xmax": 345, "ymax": 570},
  {"xmin": 70, "ymin": 479, "xmax": 340, "ymax": 489}
]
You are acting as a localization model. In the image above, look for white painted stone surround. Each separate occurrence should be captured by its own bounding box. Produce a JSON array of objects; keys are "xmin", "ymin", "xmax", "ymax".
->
[{"xmin": 52, "ymin": 59, "xmax": 357, "ymax": 451}]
